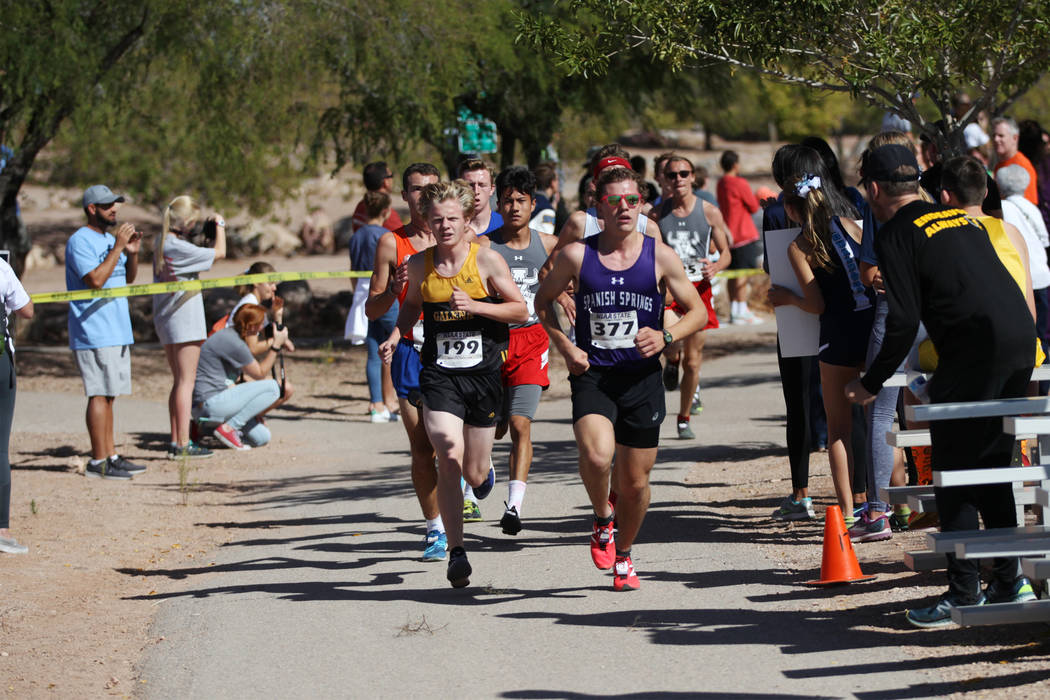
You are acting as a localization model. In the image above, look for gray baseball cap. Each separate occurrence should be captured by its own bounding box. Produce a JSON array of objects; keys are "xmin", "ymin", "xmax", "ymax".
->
[{"xmin": 82, "ymin": 184, "xmax": 125, "ymax": 208}]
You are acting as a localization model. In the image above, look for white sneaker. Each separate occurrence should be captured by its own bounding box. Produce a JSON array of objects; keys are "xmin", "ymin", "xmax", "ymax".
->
[
  {"xmin": 369, "ymin": 408, "xmax": 392, "ymax": 423},
  {"xmin": 0, "ymin": 535, "xmax": 28, "ymax": 554},
  {"xmin": 730, "ymin": 309, "xmax": 764, "ymax": 326}
]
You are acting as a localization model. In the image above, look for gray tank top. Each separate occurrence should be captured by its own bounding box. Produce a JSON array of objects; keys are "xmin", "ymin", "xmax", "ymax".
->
[
  {"xmin": 657, "ymin": 198, "xmax": 711, "ymax": 282},
  {"xmin": 488, "ymin": 228, "xmax": 548, "ymax": 327}
]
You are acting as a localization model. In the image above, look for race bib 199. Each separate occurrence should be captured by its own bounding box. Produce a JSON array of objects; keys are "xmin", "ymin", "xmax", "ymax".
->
[
  {"xmin": 436, "ymin": 331, "xmax": 482, "ymax": 368},
  {"xmin": 589, "ymin": 310, "xmax": 638, "ymax": 349}
]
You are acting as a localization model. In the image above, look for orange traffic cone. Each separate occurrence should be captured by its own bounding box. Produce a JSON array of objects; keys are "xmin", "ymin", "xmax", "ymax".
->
[{"xmin": 804, "ymin": 505, "xmax": 876, "ymax": 586}]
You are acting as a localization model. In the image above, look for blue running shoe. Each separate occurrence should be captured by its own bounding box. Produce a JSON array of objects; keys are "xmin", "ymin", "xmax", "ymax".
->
[
  {"xmin": 473, "ymin": 460, "xmax": 496, "ymax": 500},
  {"xmin": 906, "ymin": 593, "xmax": 984, "ymax": 628},
  {"xmin": 986, "ymin": 576, "xmax": 1037, "ymax": 604},
  {"xmin": 422, "ymin": 530, "xmax": 447, "ymax": 561}
]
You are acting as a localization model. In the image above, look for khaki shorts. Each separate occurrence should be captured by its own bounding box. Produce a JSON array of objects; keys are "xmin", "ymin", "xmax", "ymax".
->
[{"xmin": 74, "ymin": 345, "xmax": 132, "ymax": 397}]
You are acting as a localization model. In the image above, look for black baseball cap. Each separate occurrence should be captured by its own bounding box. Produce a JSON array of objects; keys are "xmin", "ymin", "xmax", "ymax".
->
[{"xmin": 860, "ymin": 145, "xmax": 921, "ymax": 183}]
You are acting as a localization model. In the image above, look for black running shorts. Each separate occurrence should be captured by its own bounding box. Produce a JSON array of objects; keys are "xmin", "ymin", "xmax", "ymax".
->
[
  {"xmin": 569, "ymin": 363, "xmax": 664, "ymax": 448},
  {"xmin": 420, "ymin": 367, "xmax": 502, "ymax": 427}
]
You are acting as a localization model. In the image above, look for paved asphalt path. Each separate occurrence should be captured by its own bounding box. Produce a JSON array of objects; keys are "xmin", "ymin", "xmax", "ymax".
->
[{"xmin": 22, "ymin": 339, "xmax": 933, "ymax": 698}]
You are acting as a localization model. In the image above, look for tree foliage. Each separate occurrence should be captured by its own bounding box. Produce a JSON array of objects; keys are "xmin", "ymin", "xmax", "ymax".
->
[
  {"xmin": 0, "ymin": 1, "xmax": 322, "ymax": 271},
  {"xmin": 520, "ymin": 0, "xmax": 1050, "ymax": 152}
]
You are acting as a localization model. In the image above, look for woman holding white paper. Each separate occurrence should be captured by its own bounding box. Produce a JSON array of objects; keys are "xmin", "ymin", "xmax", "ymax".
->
[{"xmin": 768, "ymin": 170, "xmax": 875, "ymax": 525}]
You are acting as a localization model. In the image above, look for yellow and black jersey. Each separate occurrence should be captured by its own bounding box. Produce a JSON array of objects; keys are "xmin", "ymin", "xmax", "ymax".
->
[
  {"xmin": 861, "ymin": 201, "xmax": 1034, "ymax": 396},
  {"xmin": 420, "ymin": 243, "xmax": 509, "ymax": 373}
]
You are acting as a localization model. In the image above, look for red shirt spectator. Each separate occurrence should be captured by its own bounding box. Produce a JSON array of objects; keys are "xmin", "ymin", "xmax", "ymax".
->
[{"xmin": 717, "ymin": 171, "xmax": 760, "ymax": 248}]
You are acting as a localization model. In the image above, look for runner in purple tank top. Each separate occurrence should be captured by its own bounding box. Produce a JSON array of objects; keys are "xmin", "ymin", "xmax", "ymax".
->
[{"xmin": 535, "ymin": 167, "xmax": 707, "ymax": 591}]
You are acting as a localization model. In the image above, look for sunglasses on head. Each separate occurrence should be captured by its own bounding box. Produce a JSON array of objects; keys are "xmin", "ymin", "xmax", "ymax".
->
[
  {"xmin": 664, "ymin": 170, "xmax": 693, "ymax": 180},
  {"xmin": 601, "ymin": 193, "xmax": 641, "ymax": 207}
]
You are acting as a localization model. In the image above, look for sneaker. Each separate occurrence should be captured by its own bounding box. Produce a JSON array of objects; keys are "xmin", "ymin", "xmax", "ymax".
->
[
  {"xmin": 214, "ymin": 423, "xmax": 250, "ymax": 451},
  {"xmin": 907, "ymin": 511, "xmax": 940, "ymax": 532},
  {"xmin": 677, "ymin": 420, "xmax": 695, "ymax": 439},
  {"xmin": 473, "ymin": 461, "xmax": 496, "ymax": 500},
  {"xmin": 889, "ymin": 510, "xmax": 912, "ymax": 532},
  {"xmin": 422, "ymin": 530, "xmax": 447, "ymax": 562},
  {"xmin": 985, "ymin": 576, "xmax": 1038, "ymax": 604},
  {"xmin": 771, "ymin": 496, "xmax": 814, "ymax": 520},
  {"xmin": 730, "ymin": 309, "xmax": 764, "ymax": 326},
  {"xmin": 662, "ymin": 361, "xmax": 680, "ymax": 391},
  {"xmin": 369, "ymin": 408, "xmax": 391, "ymax": 423},
  {"xmin": 853, "ymin": 502, "xmax": 868, "ymax": 520},
  {"xmin": 590, "ymin": 517, "xmax": 616, "ymax": 570},
  {"xmin": 848, "ymin": 512, "xmax": 893, "ymax": 543},
  {"xmin": 85, "ymin": 459, "xmax": 133, "ymax": 480},
  {"xmin": 0, "ymin": 535, "xmax": 28, "ymax": 554},
  {"xmin": 906, "ymin": 593, "xmax": 985, "ymax": 628},
  {"xmin": 167, "ymin": 442, "xmax": 213, "ymax": 459},
  {"xmin": 446, "ymin": 546, "xmax": 471, "ymax": 588},
  {"xmin": 500, "ymin": 503, "xmax": 522, "ymax": 535},
  {"xmin": 110, "ymin": 455, "xmax": 146, "ymax": 474},
  {"xmin": 690, "ymin": 395, "xmax": 703, "ymax": 415},
  {"xmin": 613, "ymin": 554, "xmax": 641, "ymax": 591},
  {"xmin": 463, "ymin": 499, "xmax": 483, "ymax": 523}
]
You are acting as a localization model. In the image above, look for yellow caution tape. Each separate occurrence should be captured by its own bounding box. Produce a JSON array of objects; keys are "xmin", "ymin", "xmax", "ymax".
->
[
  {"xmin": 31, "ymin": 270, "xmax": 370, "ymax": 304},
  {"xmin": 714, "ymin": 268, "xmax": 765, "ymax": 279},
  {"xmin": 30, "ymin": 267, "xmax": 765, "ymax": 304}
]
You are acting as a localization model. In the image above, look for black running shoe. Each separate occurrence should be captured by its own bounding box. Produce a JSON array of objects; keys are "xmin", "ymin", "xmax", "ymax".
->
[
  {"xmin": 85, "ymin": 459, "xmax": 132, "ymax": 480},
  {"xmin": 447, "ymin": 546, "xmax": 472, "ymax": 588},
  {"xmin": 110, "ymin": 455, "xmax": 147, "ymax": 474},
  {"xmin": 662, "ymin": 361, "xmax": 680, "ymax": 391},
  {"xmin": 500, "ymin": 503, "xmax": 522, "ymax": 535}
]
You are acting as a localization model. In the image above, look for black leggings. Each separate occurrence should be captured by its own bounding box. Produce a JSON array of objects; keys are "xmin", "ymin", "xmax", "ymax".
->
[
  {"xmin": 0, "ymin": 352, "xmax": 15, "ymax": 529},
  {"xmin": 777, "ymin": 341, "xmax": 813, "ymax": 491}
]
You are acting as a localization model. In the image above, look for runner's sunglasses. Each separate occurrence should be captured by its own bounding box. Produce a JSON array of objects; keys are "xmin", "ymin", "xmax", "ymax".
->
[
  {"xmin": 664, "ymin": 169, "xmax": 693, "ymax": 180},
  {"xmin": 601, "ymin": 193, "xmax": 641, "ymax": 207}
]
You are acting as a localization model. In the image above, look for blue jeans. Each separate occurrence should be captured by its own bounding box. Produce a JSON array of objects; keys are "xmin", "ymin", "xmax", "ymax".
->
[
  {"xmin": 864, "ymin": 295, "xmax": 902, "ymax": 512},
  {"xmin": 366, "ymin": 305, "xmax": 397, "ymax": 404},
  {"xmin": 199, "ymin": 380, "xmax": 279, "ymax": 446}
]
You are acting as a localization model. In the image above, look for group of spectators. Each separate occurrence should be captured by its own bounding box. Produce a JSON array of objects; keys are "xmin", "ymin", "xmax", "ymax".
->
[{"xmin": 765, "ymin": 111, "xmax": 1050, "ymax": 627}]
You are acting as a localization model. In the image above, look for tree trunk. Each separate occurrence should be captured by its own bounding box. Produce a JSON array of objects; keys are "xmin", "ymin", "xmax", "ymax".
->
[{"xmin": 499, "ymin": 130, "xmax": 516, "ymax": 170}]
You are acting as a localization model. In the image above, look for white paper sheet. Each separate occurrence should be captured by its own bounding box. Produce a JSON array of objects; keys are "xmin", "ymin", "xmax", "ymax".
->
[{"xmin": 763, "ymin": 227, "xmax": 819, "ymax": 357}]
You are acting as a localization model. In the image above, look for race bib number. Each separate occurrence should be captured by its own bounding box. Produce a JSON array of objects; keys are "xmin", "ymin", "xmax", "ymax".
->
[
  {"xmin": 589, "ymin": 310, "xmax": 638, "ymax": 349},
  {"xmin": 682, "ymin": 260, "xmax": 707, "ymax": 283},
  {"xmin": 436, "ymin": 331, "xmax": 482, "ymax": 368}
]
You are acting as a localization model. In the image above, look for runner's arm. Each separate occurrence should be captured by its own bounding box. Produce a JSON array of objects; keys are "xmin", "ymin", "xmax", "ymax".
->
[
  {"xmin": 645, "ymin": 242, "xmax": 706, "ymax": 356},
  {"xmin": 379, "ymin": 255, "xmax": 425, "ymax": 363},
  {"xmin": 536, "ymin": 242, "xmax": 588, "ymax": 371},
  {"xmin": 466, "ymin": 249, "xmax": 528, "ymax": 324},
  {"xmin": 702, "ymin": 202, "xmax": 733, "ymax": 274},
  {"xmin": 365, "ymin": 232, "xmax": 399, "ymax": 320}
]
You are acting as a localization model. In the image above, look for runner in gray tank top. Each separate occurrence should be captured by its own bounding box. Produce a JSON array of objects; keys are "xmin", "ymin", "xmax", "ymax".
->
[
  {"xmin": 483, "ymin": 166, "xmax": 558, "ymax": 535},
  {"xmin": 656, "ymin": 154, "xmax": 732, "ymax": 439}
]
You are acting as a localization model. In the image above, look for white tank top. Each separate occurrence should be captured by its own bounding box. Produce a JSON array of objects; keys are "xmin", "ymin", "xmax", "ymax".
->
[{"xmin": 583, "ymin": 208, "xmax": 648, "ymax": 238}]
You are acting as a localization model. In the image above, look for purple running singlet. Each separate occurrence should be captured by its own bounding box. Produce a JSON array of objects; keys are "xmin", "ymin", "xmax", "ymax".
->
[{"xmin": 575, "ymin": 235, "xmax": 663, "ymax": 372}]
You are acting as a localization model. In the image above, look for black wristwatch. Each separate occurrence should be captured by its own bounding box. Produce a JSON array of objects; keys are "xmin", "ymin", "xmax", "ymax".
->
[{"xmin": 663, "ymin": 329, "xmax": 673, "ymax": 345}]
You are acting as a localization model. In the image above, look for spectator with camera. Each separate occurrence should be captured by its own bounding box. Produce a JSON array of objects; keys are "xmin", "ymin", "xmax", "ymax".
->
[
  {"xmin": 224, "ymin": 261, "xmax": 296, "ymax": 414},
  {"xmin": 195, "ymin": 304, "xmax": 289, "ymax": 450},
  {"xmin": 152, "ymin": 196, "xmax": 226, "ymax": 459},
  {"xmin": 66, "ymin": 185, "xmax": 147, "ymax": 480}
]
